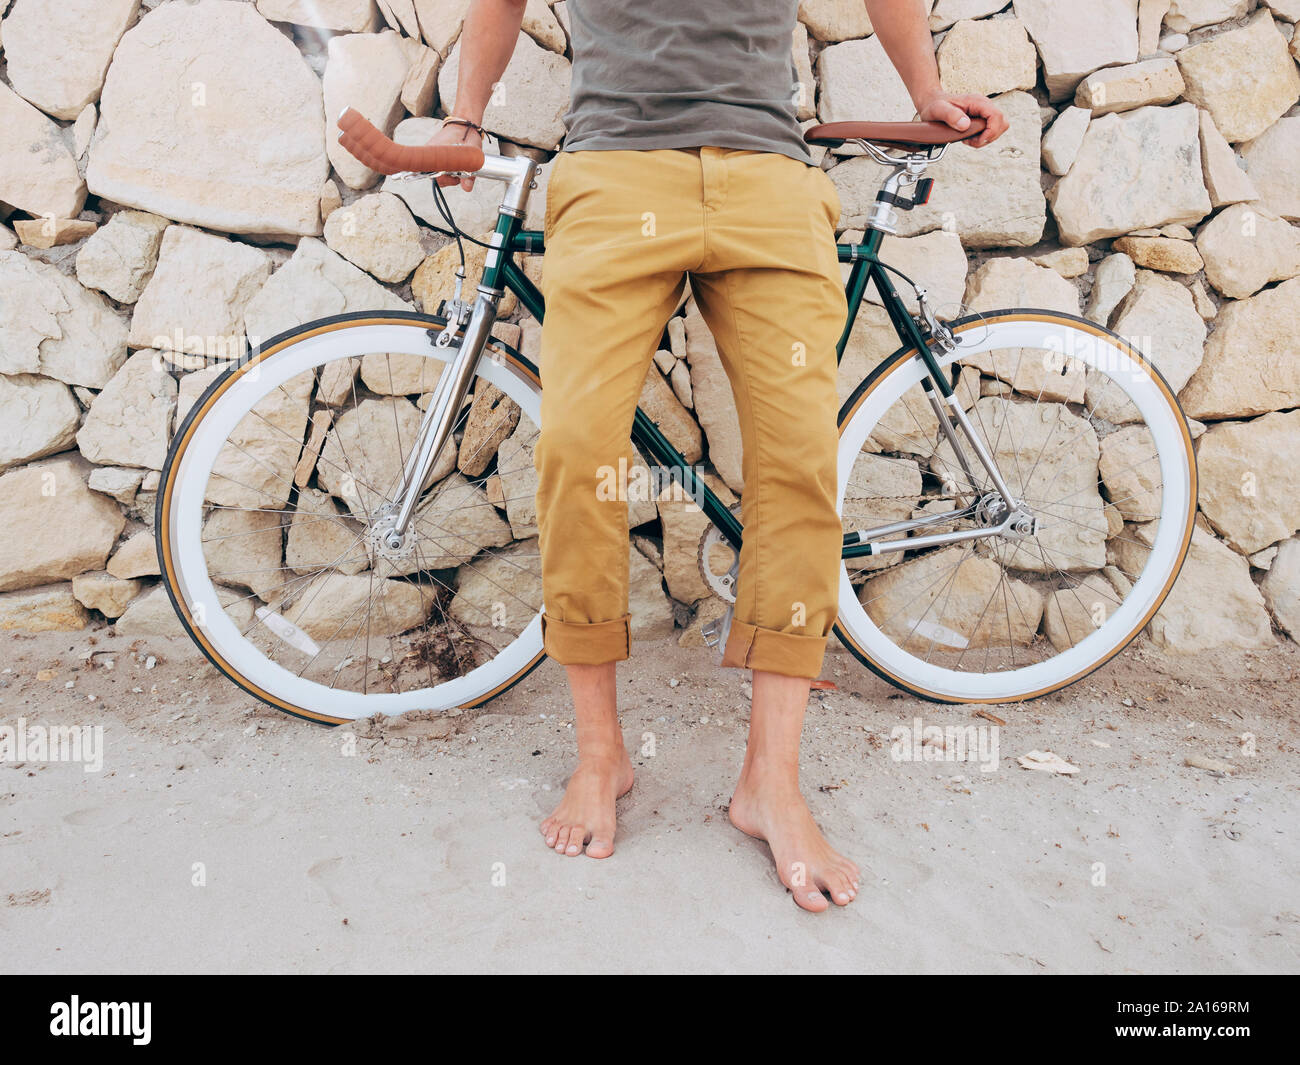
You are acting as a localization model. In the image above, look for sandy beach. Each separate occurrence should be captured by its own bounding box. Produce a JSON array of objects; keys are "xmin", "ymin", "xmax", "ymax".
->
[{"xmin": 2, "ymin": 628, "xmax": 1297, "ymax": 974}]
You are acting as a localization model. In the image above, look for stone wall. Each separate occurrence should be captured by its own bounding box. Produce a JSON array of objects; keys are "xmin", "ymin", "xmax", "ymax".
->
[{"xmin": 0, "ymin": 0, "xmax": 1297, "ymax": 652}]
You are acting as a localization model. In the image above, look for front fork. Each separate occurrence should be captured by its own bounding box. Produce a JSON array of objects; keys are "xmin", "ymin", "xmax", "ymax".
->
[{"xmin": 378, "ymin": 154, "xmax": 539, "ymax": 552}]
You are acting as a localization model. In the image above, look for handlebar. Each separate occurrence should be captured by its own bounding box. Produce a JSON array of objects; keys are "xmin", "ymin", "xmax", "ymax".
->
[{"xmin": 336, "ymin": 108, "xmax": 486, "ymax": 176}]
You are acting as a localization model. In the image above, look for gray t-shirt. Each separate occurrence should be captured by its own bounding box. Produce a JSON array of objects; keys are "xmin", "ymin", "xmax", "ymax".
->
[{"xmin": 561, "ymin": 1, "xmax": 811, "ymax": 164}]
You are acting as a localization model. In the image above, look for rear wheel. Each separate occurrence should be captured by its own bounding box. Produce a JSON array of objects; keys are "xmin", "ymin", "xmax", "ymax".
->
[
  {"xmin": 156, "ymin": 312, "xmax": 547, "ymax": 725},
  {"xmin": 833, "ymin": 309, "xmax": 1197, "ymax": 703}
]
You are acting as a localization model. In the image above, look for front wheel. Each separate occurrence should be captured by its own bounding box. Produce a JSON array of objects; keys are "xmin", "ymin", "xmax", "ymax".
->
[
  {"xmin": 156, "ymin": 312, "xmax": 548, "ymax": 725},
  {"xmin": 833, "ymin": 309, "xmax": 1197, "ymax": 704}
]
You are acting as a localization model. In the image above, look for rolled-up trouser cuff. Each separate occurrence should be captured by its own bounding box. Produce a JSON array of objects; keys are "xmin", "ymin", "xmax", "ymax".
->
[
  {"xmin": 720, "ymin": 619, "xmax": 828, "ymax": 679},
  {"xmin": 541, "ymin": 611, "xmax": 632, "ymax": 665}
]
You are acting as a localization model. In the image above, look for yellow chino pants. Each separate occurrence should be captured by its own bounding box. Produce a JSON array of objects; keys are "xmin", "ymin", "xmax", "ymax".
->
[{"xmin": 535, "ymin": 146, "xmax": 848, "ymax": 679}]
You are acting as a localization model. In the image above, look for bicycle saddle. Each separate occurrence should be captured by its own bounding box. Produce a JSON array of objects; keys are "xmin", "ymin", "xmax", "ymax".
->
[{"xmin": 804, "ymin": 119, "xmax": 987, "ymax": 149}]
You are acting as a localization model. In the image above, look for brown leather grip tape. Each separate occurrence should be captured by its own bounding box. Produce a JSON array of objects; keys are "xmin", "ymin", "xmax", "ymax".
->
[{"xmin": 336, "ymin": 107, "xmax": 486, "ymax": 175}]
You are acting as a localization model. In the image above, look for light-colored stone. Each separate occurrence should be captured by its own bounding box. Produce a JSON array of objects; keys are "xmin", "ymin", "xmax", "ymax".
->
[
  {"xmin": 1099, "ymin": 424, "xmax": 1164, "ymax": 523},
  {"xmin": 385, "ymin": 471, "xmax": 514, "ymax": 574},
  {"xmin": 1239, "ymin": 117, "xmax": 1300, "ymax": 221},
  {"xmin": 1041, "ymin": 105, "xmax": 1091, "ymax": 176},
  {"xmin": 286, "ymin": 488, "xmax": 368, "ymax": 577},
  {"xmin": 458, "ymin": 382, "xmax": 520, "ymax": 477},
  {"xmin": 869, "ymin": 229, "xmax": 968, "ymax": 314},
  {"xmin": 318, "ymin": 395, "xmax": 430, "ymax": 518},
  {"xmin": 268, "ymin": 571, "xmax": 427, "ymax": 640},
  {"xmin": 930, "ymin": 0, "xmax": 1007, "ymax": 32},
  {"xmin": 438, "ymin": 31, "xmax": 570, "ymax": 148},
  {"xmin": 1074, "ymin": 57, "xmax": 1185, "ymax": 115},
  {"xmin": 0, "ymin": 82, "xmax": 87, "ymax": 219},
  {"xmin": 1176, "ymin": 10, "xmax": 1300, "ymax": 143},
  {"xmin": 413, "ymin": 0, "xmax": 472, "ymax": 56},
  {"xmin": 13, "ymin": 218, "xmax": 97, "ymax": 250},
  {"xmin": 1092, "ymin": 270, "xmax": 1205, "ymax": 422},
  {"xmin": 1165, "ymin": 0, "xmax": 1251, "ymax": 33},
  {"xmin": 324, "ymin": 30, "xmax": 412, "ymax": 190},
  {"xmin": 256, "ymin": 0, "xmax": 380, "ymax": 31},
  {"xmin": 410, "ymin": 239, "xmax": 517, "ymax": 318},
  {"xmin": 87, "ymin": 467, "xmax": 145, "ymax": 505},
  {"xmin": 72, "ymin": 103, "xmax": 98, "ymax": 159},
  {"xmin": 1197, "ymin": 203, "xmax": 1300, "ymax": 299},
  {"xmin": 496, "ymin": 420, "xmax": 540, "ymax": 539},
  {"xmin": 202, "ymin": 507, "xmax": 285, "ymax": 600},
  {"xmin": 1013, "ymin": 0, "xmax": 1139, "ymax": 100},
  {"xmin": 1180, "ymin": 276, "xmax": 1300, "ymax": 418},
  {"xmin": 1110, "ymin": 235, "xmax": 1204, "ymax": 274},
  {"xmin": 71, "ymin": 571, "xmax": 141, "ymax": 618},
  {"xmin": 1137, "ymin": 0, "xmax": 1171, "ymax": 55},
  {"xmin": 860, "ymin": 546, "xmax": 1046, "ymax": 650},
  {"xmin": 74, "ymin": 210, "xmax": 169, "ymax": 303},
  {"xmin": 842, "ymin": 453, "xmax": 922, "ymax": 572},
  {"xmin": 1113, "ymin": 526, "xmax": 1272, "ymax": 650},
  {"xmin": 400, "ymin": 41, "xmax": 441, "ymax": 116},
  {"xmin": 1030, "ymin": 247, "xmax": 1091, "ymax": 277},
  {"xmin": 204, "ymin": 369, "xmax": 314, "ymax": 510},
  {"xmin": 0, "ymin": 374, "xmax": 80, "ymax": 472},
  {"xmin": 0, "ymin": 583, "xmax": 89, "ymax": 632},
  {"xmin": 1048, "ymin": 103, "xmax": 1210, "ymax": 245},
  {"xmin": 798, "ymin": 0, "xmax": 874, "ymax": 42},
  {"xmin": 1085, "ymin": 252, "xmax": 1137, "ymax": 324},
  {"xmin": 129, "ymin": 227, "xmax": 271, "ymax": 359},
  {"xmin": 522, "ymin": 0, "xmax": 565, "ymax": 53},
  {"xmin": 1198, "ymin": 110, "xmax": 1258, "ymax": 209},
  {"xmin": 828, "ymin": 91, "xmax": 1045, "ymax": 248},
  {"xmin": 323, "ymin": 192, "xmax": 425, "ymax": 283},
  {"xmin": 1261, "ymin": 538, "xmax": 1300, "ymax": 639},
  {"xmin": 1043, "ymin": 572, "xmax": 1122, "ymax": 651},
  {"xmin": 1, "ymin": 0, "xmax": 139, "ymax": 120},
  {"xmin": 106, "ymin": 530, "xmax": 160, "ymax": 580},
  {"xmin": 116, "ymin": 581, "xmax": 254, "ymax": 637},
  {"xmin": 938, "ymin": 18, "xmax": 1038, "ymax": 97},
  {"xmin": 628, "ymin": 544, "xmax": 676, "ymax": 640},
  {"xmin": 639, "ymin": 369, "xmax": 703, "ymax": 465},
  {"xmin": 244, "ymin": 238, "xmax": 411, "ymax": 345},
  {"xmin": 1196, "ymin": 410, "xmax": 1300, "ymax": 555},
  {"xmin": 86, "ymin": 0, "xmax": 329, "ymax": 236},
  {"xmin": 448, "ymin": 536, "xmax": 542, "ymax": 634},
  {"xmin": 818, "ymin": 35, "xmax": 917, "ymax": 125},
  {"xmin": 0, "ymin": 456, "xmax": 125, "ymax": 593},
  {"xmin": 960, "ymin": 258, "xmax": 1086, "ymax": 404},
  {"xmin": 0, "ymin": 251, "xmax": 129, "ymax": 388}
]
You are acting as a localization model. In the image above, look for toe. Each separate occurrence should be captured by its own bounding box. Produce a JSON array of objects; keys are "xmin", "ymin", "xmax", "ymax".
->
[
  {"xmin": 540, "ymin": 818, "xmax": 557, "ymax": 847},
  {"xmin": 564, "ymin": 825, "xmax": 587, "ymax": 856},
  {"xmin": 553, "ymin": 824, "xmax": 571, "ymax": 853},
  {"xmin": 793, "ymin": 887, "xmax": 830, "ymax": 914},
  {"xmin": 821, "ymin": 869, "xmax": 855, "ymax": 906},
  {"xmin": 586, "ymin": 824, "xmax": 616, "ymax": 859}
]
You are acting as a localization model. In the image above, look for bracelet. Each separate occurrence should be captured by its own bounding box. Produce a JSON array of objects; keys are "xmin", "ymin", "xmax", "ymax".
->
[{"xmin": 442, "ymin": 115, "xmax": 484, "ymax": 136}]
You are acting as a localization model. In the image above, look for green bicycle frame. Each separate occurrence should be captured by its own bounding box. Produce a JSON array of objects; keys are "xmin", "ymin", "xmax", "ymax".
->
[{"xmin": 475, "ymin": 209, "xmax": 959, "ymax": 562}]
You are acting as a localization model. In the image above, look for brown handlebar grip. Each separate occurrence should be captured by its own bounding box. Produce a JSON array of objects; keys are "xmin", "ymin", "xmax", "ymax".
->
[{"xmin": 336, "ymin": 107, "xmax": 486, "ymax": 176}]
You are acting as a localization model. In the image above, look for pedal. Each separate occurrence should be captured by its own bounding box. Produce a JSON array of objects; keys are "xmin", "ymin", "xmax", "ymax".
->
[{"xmin": 700, "ymin": 604, "xmax": 734, "ymax": 659}]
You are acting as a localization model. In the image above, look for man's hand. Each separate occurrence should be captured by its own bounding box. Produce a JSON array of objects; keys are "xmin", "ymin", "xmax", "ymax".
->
[
  {"xmin": 425, "ymin": 121, "xmax": 484, "ymax": 191},
  {"xmin": 916, "ymin": 91, "xmax": 1008, "ymax": 148}
]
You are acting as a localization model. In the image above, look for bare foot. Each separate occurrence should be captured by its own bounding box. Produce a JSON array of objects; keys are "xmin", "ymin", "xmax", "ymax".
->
[
  {"xmin": 540, "ymin": 755, "xmax": 634, "ymax": 858},
  {"xmin": 729, "ymin": 774, "xmax": 860, "ymax": 913}
]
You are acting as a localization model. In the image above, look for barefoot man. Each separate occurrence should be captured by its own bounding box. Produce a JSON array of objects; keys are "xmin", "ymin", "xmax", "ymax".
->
[{"xmin": 430, "ymin": 1, "xmax": 1007, "ymax": 912}]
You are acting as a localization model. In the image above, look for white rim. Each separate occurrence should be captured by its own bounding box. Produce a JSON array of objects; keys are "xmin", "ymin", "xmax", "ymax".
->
[
  {"xmin": 165, "ymin": 322, "xmax": 545, "ymax": 720},
  {"xmin": 835, "ymin": 315, "xmax": 1193, "ymax": 702}
]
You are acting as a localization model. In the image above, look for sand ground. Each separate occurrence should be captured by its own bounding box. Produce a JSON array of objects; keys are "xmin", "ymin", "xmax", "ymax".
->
[{"xmin": 2, "ymin": 627, "xmax": 1297, "ymax": 974}]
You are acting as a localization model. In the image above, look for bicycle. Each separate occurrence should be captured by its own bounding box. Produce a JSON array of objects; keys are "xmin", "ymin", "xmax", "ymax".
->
[{"xmin": 155, "ymin": 108, "xmax": 1197, "ymax": 724}]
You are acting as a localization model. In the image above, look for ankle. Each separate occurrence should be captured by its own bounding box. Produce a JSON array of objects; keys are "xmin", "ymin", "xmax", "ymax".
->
[
  {"xmin": 576, "ymin": 746, "xmax": 630, "ymax": 770},
  {"xmin": 736, "ymin": 756, "xmax": 800, "ymax": 792}
]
